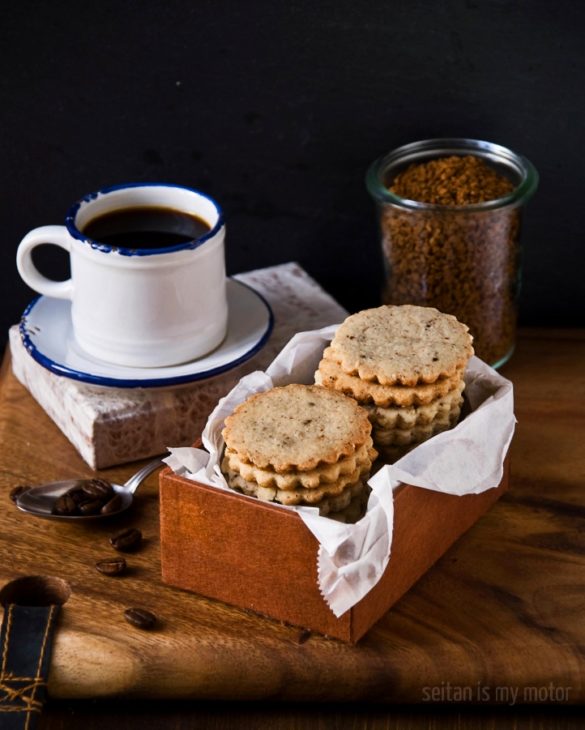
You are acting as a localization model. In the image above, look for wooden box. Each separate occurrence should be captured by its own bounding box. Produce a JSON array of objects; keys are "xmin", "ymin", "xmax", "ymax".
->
[{"xmin": 159, "ymin": 456, "xmax": 509, "ymax": 643}]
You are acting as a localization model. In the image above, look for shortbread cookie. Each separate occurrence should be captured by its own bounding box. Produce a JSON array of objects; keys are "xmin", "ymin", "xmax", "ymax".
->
[
  {"xmin": 319, "ymin": 481, "xmax": 366, "ymax": 515},
  {"xmin": 316, "ymin": 358, "xmax": 464, "ymax": 407},
  {"xmin": 326, "ymin": 305, "xmax": 473, "ymax": 385},
  {"xmin": 372, "ymin": 408, "xmax": 461, "ymax": 446},
  {"xmin": 375, "ymin": 444, "xmax": 411, "ymax": 463},
  {"xmin": 328, "ymin": 485, "xmax": 371, "ymax": 523},
  {"xmin": 222, "ymin": 384, "xmax": 371, "ymax": 472},
  {"xmin": 223, "ymin": 438, "xmax": 377, "ymax": 490},
  {"xmin": 225, "ymin": 469, "xmax": 365, "ymax": 514},
  {"xmin": 223, "ymin": 459, "xmax": 371, "ymax": 502},
  {"xmin": 364, "ymin": 381, "xmax": 465, "ymax": 430}
]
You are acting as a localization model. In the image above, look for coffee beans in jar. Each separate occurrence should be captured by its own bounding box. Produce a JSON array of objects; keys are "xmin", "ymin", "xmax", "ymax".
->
[{"xmin": 366, "ymin": 139, "xmax": 538, "ymax": 368}]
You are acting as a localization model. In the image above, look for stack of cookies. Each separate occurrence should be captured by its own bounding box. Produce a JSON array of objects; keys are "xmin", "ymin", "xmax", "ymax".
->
[
  {"xmin": 221, "ymin": 384, "xmax": 377, "ymax": 522},
  {"xmin": 315, "ymin": 305, "xmax": 473, "ymax": 462}
]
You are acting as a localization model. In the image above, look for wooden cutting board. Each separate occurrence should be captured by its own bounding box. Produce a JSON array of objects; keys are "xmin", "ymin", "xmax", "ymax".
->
[{"xmin": 0, "ymin": 330, "xmax": 584, "ymax": 702}]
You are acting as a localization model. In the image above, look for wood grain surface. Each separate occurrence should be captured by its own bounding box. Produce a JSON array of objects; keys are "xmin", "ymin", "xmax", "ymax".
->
[{"xmin": 0, "ymin": 329, "xmax": 584, "ymax": 709}]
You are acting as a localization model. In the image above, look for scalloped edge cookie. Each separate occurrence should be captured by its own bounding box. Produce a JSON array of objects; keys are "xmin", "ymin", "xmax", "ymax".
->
[
  {"xmin": 364, "ymin": 382, "xmax": 465, "ymax": 429},
  {"xmin": 222, "ymin": 384, "xmax": 372, "ymax": 472},
  {"xmin": 225, "ymin": 470, "xmax": 366, "ymax": 515},
  {"xmin": 315, "ymin": 358, "xmax": 464, "ymax": 407},
  {"xmin": 223, "ymin": 438, "xmax": 377, "ymax": 489},
  {"xmin": 326, "ymin": 305, "xmax": 473, "ymax": 385},
  {"xmin": 372, "ymin": 407, "xmax": 461, "ymax": 446}
]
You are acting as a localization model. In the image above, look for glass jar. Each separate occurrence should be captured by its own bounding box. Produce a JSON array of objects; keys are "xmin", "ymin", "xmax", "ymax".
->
[{"xmin": 366, "ymin": 138, "xmax": 538, "ymax": 368}]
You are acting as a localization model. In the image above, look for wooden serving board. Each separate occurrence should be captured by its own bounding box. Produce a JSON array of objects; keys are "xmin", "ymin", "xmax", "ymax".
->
[{"xmin": 0, "ymin": 330, "xmax": 584, "ymax": 702}]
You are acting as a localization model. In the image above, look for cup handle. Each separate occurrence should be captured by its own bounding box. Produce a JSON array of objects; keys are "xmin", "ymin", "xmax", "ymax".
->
[{"xmin": 16, "ymin": 225, "xmax": 74, "ymax": 300}]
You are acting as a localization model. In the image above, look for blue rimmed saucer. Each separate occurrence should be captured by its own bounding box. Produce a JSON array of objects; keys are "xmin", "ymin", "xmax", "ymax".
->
[{"xmin": 19, "ymin": 279, "xmax": 273, "ymax": 388}]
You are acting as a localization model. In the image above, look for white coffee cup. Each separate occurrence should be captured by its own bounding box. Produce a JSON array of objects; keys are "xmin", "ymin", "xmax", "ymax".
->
[{"xmin": 16, "ymin": 183, "xmax": 228, "ymax": 368}]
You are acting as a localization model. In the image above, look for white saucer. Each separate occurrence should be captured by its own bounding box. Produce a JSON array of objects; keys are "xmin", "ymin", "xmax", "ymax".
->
[{"xmin": 19, "ymin": 279, "xmax": 274, "ymax": 388}]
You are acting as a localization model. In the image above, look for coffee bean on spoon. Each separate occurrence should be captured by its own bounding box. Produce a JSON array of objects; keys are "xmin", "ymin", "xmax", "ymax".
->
[
  {"xmin": 52, "ymin": 492, "xmax": 78, "ymax": 516},
  {"xmin": 124, "ymin": 607, "xmax": 157, "ymax": 630},
  {"xmin": 78, "ymin": 498, "xmax": 105, "ymax": 516},
  {"xmin": 96, "ymin": 557, "xmax": 127, "ymax": 576},
  {"xmin": 82, "ymin": 478, "xmax": 114, "ymax": 500},
  {"xmin": 101, "ymin": 494, "xmax": 123, "ymax": 515},
  {"xmin": 110, "ymin": 527, "xmax": 142, "ymax": 552},
  {"xmin": 16, "ymin": 475, "xmax": 117, "ymax": 517},
  {"xmin": 68, "ymin": 486, "xmax": 90, "ymax": 505}
]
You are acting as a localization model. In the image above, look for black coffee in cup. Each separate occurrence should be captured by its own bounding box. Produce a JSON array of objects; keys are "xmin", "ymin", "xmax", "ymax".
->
[
  {"xmin": 17, "ymin": 183, "xmax": 228, "ymax": 367},
  {"xmin": 82, "ymin": 206, "xmax": 211, "ymax": 249}
]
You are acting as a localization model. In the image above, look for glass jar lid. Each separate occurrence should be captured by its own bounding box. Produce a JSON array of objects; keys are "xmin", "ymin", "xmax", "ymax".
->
[{"xmin": 366, "ymin": 138, "xmax": 538, "ymax": 212}]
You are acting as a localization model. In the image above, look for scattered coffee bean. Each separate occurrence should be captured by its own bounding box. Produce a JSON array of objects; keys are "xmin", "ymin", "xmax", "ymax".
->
[
  {"xmin": 52, "ymin": 492, "xmax": 78, "ymax": 516},
  {"xmin": 78, "ymin": 498, "xmax": 105, "ymax": 516},
  {"xmin": 82, "ymin": 478, "xmax": 114, "ymax": 500},
  {"xmin": 9, "ymin": 485, "xmax": 30, "ymax": 503},
  {"xmin": 110, "ymin": 527, "xmax": 142, "ymax": 552},
  {"xmin": 124, "ymin": 607, "xmax": 157, "ymax": 630},
  {"xmin": 95, "ymin": 557, "xmax": 127, "ymax": 576},
  {"xmin": 101, "ymin": 493, "xmax": 123, "ymax": 515}
]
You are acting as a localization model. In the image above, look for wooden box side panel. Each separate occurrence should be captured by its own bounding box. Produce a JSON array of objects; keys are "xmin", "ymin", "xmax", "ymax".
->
[
  {"xmin": 350, "ymin": 457, "xmax": 510, "ymax": 641},
  {"xmin": 159, "ymin": 469, "xmax": 351, "ymax": 640},
  {"xmin": 161, "ymin": 457, "xmax": 510, "ymax": 644}
]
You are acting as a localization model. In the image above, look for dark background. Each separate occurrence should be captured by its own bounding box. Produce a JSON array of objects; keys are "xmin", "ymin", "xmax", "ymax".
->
[{"xmin": 1, "ymin": 0, "xmax": 584, "ymax": 342}]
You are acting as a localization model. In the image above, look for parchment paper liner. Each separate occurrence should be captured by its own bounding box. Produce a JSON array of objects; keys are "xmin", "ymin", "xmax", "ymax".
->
[{"xmin": 165, "ymin": 324, "xmax": 515, "ymax": 617}]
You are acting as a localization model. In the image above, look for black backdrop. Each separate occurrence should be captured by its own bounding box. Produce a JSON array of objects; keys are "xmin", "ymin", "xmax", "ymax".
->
[{"xmin": 1, "ymin": 0, "xmax": 584, "ymax": 342}]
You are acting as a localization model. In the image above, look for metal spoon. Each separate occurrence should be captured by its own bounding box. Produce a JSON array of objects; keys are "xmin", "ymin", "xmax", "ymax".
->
[{"xmin": 15, "ymin": 458, "xmax": 163, "ymax": 521}]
